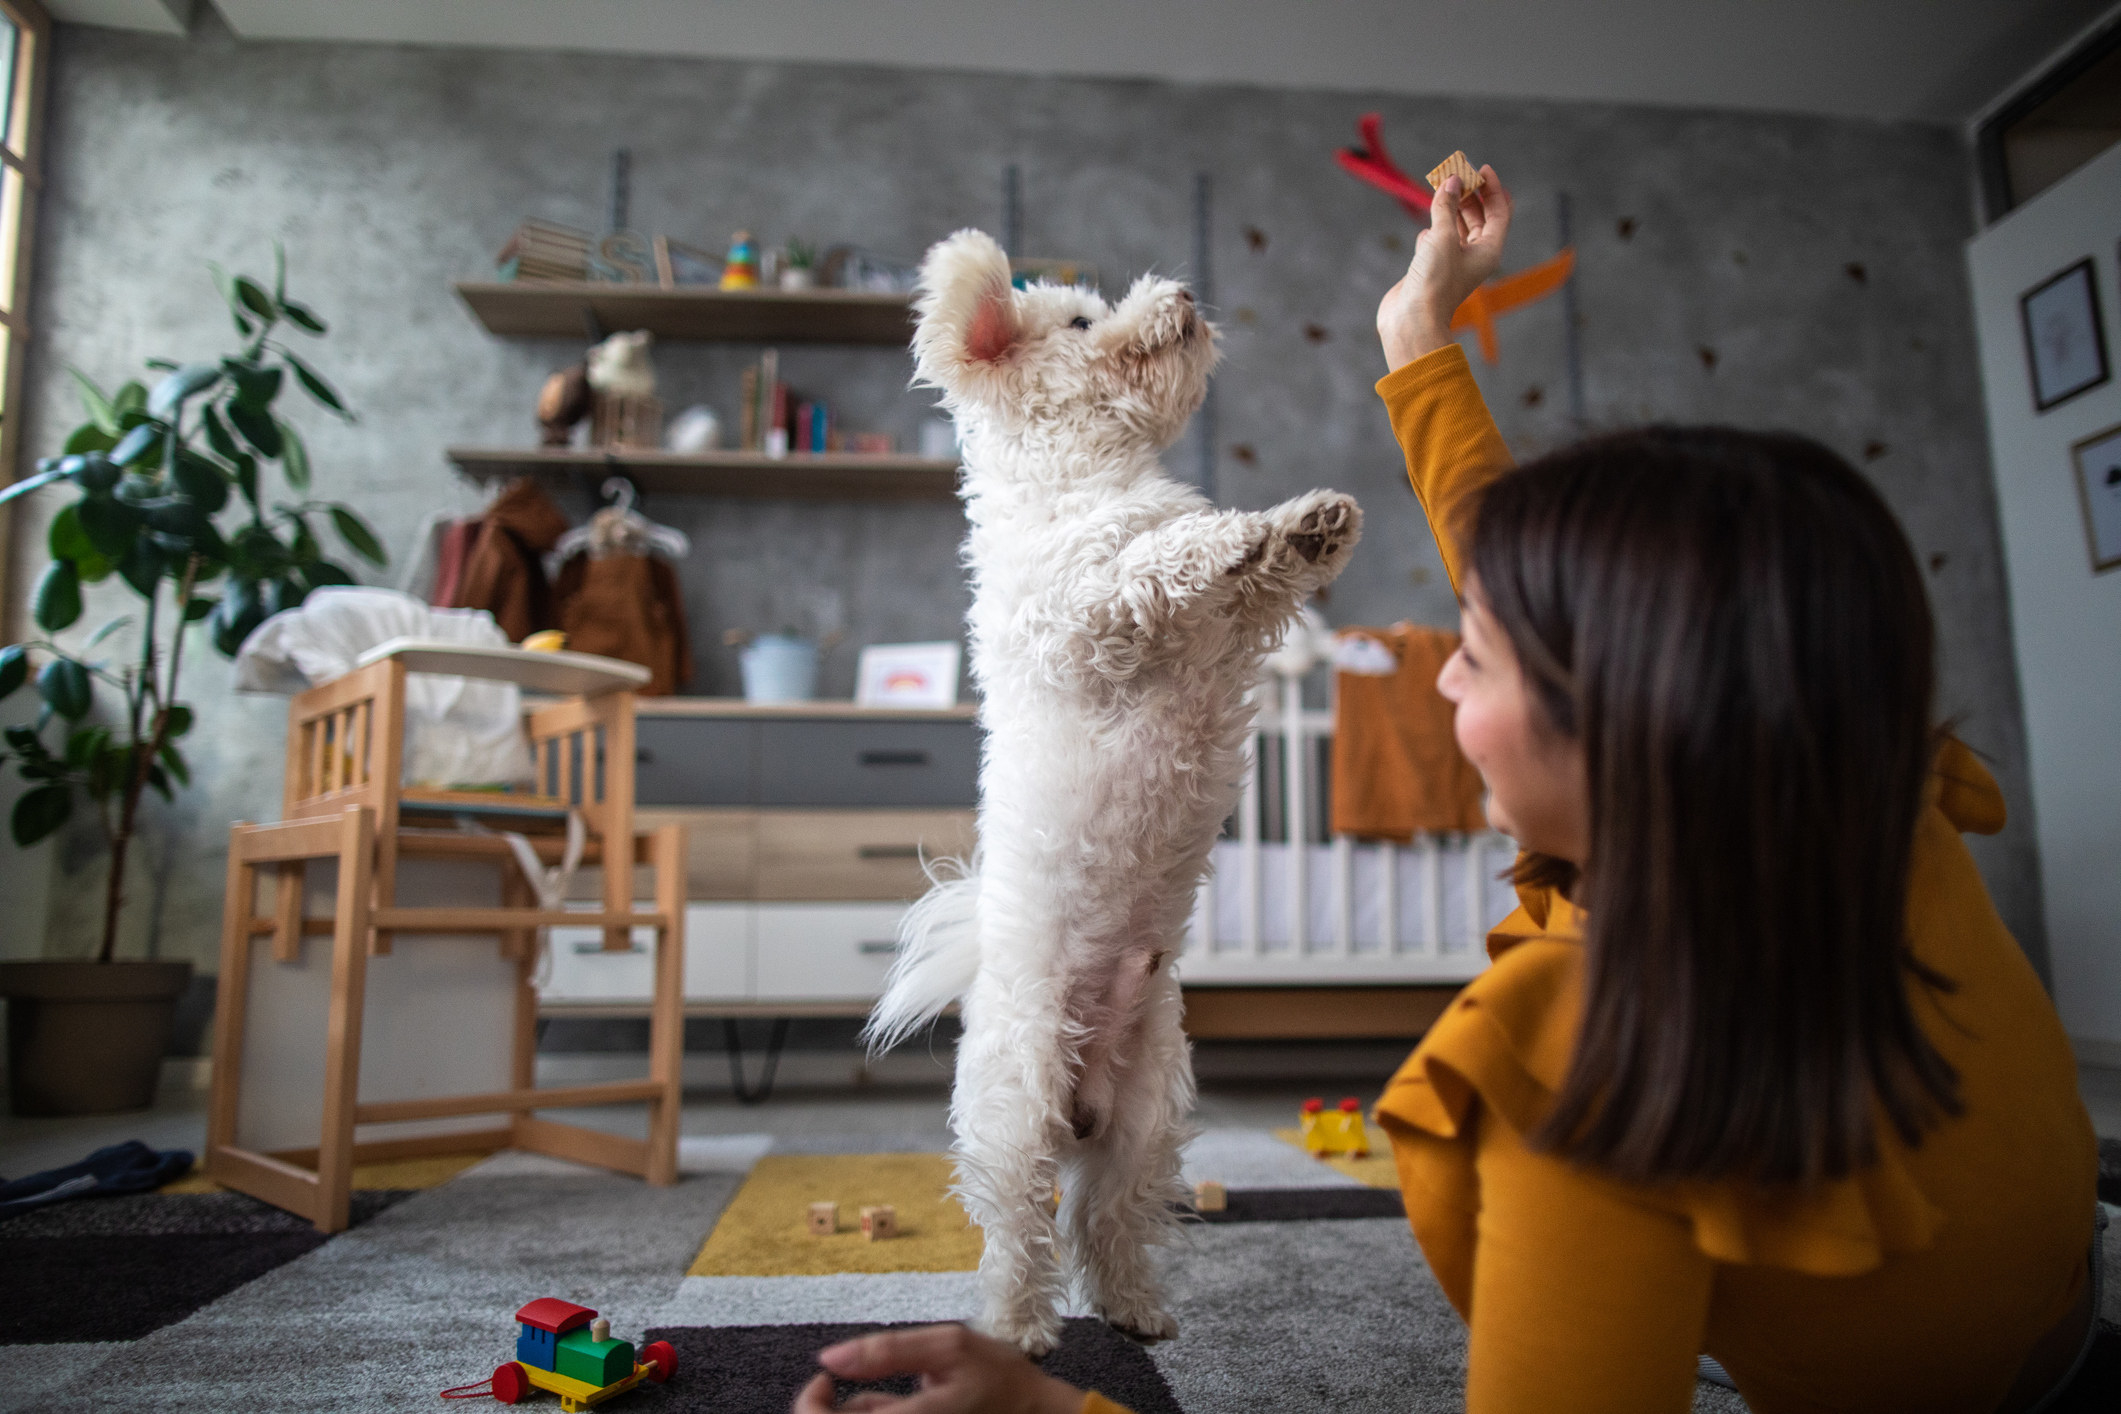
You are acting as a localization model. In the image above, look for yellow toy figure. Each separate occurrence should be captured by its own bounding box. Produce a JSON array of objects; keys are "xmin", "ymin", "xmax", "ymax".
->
[
  {"xmin": 1300, "ymin": 1097, "xmax": 1371, "ymax": 1159},
  {"xmin": 719, "ymin": 230, "xmax": 759, "ymax": 290}
]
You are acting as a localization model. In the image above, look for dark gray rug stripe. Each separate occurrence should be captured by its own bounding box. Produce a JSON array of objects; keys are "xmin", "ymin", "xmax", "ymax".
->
[
  {"xmin": 645, "ymin": 1320, "xmax": 1184, "ymax": 1414},
  {"xmin": 0, "ymin": 1190, "xmax": 414, "ymax": 1344},
  {"xmin": 1188, "ymin": 1186, "xmax": 1405, "ymax": 1223}
]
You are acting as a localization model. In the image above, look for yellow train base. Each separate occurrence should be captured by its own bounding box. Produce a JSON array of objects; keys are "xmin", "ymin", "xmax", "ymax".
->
[{"xmin": 490, "ymin": 1349, "xmax": 675, "ymax": 1410}]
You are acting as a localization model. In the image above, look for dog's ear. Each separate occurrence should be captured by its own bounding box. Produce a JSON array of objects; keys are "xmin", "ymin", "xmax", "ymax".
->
[{"xmin": 914, "ymin": 229, "xmax": 1021, "ymax": 389}]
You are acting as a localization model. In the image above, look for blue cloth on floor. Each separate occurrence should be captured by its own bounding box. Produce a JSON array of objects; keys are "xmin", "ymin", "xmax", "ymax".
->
[{"xmin": 0, "ymin": 1140, "xmax": 194, "ymax": 1220}]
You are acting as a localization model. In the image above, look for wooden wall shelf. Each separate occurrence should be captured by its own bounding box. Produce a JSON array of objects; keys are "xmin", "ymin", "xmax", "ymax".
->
[
  {"xmin": 453, "ymin": 281, "xmax": 916, "ymax": 345},
  {"xmin": 447, "ymin": 446, "xmax": 961, "ymax": 501}
]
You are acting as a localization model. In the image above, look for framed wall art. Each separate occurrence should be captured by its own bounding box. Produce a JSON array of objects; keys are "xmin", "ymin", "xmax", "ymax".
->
[
  {"xmin": 2072, "ymin": 421, "xmax": 2121, "ymax": 574},
  {"xmin": 855, "ymin": 640, "xmax": 962, "ymax": 709},
  {"xmin": 2019, "ymin": 257, "xmax": 2110, "ymax": 411}
]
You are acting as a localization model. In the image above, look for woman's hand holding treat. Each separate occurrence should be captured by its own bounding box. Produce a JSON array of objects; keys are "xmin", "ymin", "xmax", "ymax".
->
[
  {"xmin": 791, "ymin": 1324, "xmax": 1087, "ymax": 1414},
  {"xmin": 1375, "ymin": 164, "xmax": 1512, "ymax": 371}
]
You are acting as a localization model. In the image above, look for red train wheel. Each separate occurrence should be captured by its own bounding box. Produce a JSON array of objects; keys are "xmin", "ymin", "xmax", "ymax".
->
[
  {"xmin": 640, "ymin": 1341, "xmax": 677, "ymax": 1383},
  {"xmin": 491, "ymin": 1363, "xmax": 530, "ymax": 1404}
]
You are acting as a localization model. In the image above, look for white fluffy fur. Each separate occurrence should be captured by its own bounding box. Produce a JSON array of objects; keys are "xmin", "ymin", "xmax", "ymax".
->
[{"xmin": 868, "ymin": 230, "xmax": 1361, "ymax": 1354}]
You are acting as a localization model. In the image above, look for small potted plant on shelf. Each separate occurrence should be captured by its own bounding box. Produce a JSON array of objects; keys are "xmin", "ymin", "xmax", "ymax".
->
[
  {"xmin": 0, "ymin": 249, "xmax": 386, "ymax": 1116},
  {"xmin": 778, "ymin": 238, "xmax": 817, "ymax": 291}
]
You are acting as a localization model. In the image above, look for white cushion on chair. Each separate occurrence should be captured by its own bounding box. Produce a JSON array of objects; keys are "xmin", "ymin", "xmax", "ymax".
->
[{"xmin": 234, "ymin": 587, "xmax": 535, "ymax": 787}]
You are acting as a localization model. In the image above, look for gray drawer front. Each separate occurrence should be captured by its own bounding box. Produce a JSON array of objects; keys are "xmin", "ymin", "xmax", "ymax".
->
[
  {"xmin": 757, "ymin": 720, "xmax": 980, "ymax": 807},
  {"xmin": 635, "ymin": 718, "xmax": 757, "ymax": 805}
]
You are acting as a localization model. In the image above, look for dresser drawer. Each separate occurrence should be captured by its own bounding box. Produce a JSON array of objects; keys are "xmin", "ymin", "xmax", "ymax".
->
[
  {"xmin": 756, "ymin": 720, "xmax": 980, "ymax": 807},
  {"xmin": 634, "ymin": 718, "xmax": 756, "ymax": 805},
  {"xmin": 544, "ymin": 902, "xmax": 752, "ymax": 1002},
  {"xmin": 635, "ymin": 809, "xmax": 754, "ymax": 899},
  {"xmin": 754, "ymin": 810, "xmax": 976, "ymax": 901},
  {"xmin": 753, "ymin": 902, "xmax": 907, "ymax": 1003}
]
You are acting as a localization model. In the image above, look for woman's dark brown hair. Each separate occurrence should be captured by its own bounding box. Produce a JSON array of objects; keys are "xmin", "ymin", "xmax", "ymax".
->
[{"xmin": 1469, "ymin": 426, "xmax": 1961, "ymax": 1186}]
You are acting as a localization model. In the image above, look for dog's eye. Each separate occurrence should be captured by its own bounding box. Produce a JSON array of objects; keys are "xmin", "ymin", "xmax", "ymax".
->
[{"xmin": 1069, "ymin": 317, "xmax": 1092, "ymax": 330}]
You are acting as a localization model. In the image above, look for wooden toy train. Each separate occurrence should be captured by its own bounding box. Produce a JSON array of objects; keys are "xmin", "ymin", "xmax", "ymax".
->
[{"xmin": 468, "ymin": 1298, "xmax": 677, "ymax": 1410}]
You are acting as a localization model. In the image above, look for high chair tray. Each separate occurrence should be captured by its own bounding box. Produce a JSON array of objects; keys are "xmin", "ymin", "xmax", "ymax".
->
[{"xmin": 356, "ymin": 638, "xmax": 651, "ymax": 695}]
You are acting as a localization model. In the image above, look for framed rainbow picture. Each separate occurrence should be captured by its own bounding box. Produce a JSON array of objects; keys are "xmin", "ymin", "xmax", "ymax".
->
[{"xmin": 856, "ymin": 641, "xmax": 962, "ymax": 709}]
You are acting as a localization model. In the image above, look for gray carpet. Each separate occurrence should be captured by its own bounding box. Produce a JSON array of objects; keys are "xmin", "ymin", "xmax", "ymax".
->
[{"xmin": 33, "ymin": 1130, "xmax": 2103, "ymax": 1411}]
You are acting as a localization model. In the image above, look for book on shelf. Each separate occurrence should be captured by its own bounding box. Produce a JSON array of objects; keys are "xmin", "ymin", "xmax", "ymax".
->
[
  {"xmin": 495, "ymin": 218, "xmax": 593, "ymax": 282},
  {"xmin": 738, "ymin": 349, "xmax": 786, "ymax": 454},
  {"xmin": 796, "ymin": 400, "xmax": 833, "ymax": 455}
]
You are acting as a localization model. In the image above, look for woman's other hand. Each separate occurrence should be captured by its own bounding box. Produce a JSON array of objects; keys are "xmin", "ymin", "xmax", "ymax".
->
[
  {"xmin": 791, "ymin": 1324, "xmax": 1089, "ymax": 1414},
  {"xmin": 1376, "ymin": 165, "xmax": 1513, "ymax": 372}
]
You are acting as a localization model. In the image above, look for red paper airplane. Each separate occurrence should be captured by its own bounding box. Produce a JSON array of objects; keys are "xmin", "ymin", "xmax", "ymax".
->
[{"xmin": 1338, "ymin": 112, "xmax": 1575, "ymax": 364}]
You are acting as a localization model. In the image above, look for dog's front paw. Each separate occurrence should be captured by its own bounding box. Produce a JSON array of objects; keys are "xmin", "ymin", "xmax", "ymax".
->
[{"xmin": 1283, "ymin": 492, "xmax": 1361, "ymax": 565}]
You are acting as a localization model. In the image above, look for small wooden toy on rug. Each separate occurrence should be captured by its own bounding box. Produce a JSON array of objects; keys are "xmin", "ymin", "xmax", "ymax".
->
[
  {"xmin": 807, "ymin": 1201, "xmax": 839, "ymax": 1236},
  {"xmin": 1192, "ymin": 1180, "xmax": 1228, "ymax": 1213},
  {"xmin": 860, "ymin": 1204, "xmax": 899, "ymax": 1240},
  {"xmin": 1301, "ymin": 1097, "xmax": 1373, "ymax": 1159},
  {"xmin": 441, "ymin": 1297, "xmax": 677, "ymax": 1408}
]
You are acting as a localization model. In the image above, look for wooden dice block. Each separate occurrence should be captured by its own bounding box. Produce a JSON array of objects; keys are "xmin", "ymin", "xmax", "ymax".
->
[
  {"xmin": 859, "ymin": 1204, "xmax": 898, "ymax": 1241},
  {"xmin": 807, "ymin": 1201, "xmax": 839, "ymax": 1236},
  {"xmin": 1425, "ymin": 150, "xmax": 1483, "ymax": 195},
  {"xmin": 1193, "ymin": 1181, "xmax": 1228, "ymax": 1213}
]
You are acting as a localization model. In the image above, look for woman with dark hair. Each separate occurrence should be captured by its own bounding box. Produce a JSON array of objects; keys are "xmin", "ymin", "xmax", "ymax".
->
[
  {"xmin": 1360, "ymin": 166, "xmax": 2101, "ymax": 1414},
  {"xmin": 794, "ymin": 169, "xmax": 2102, "ymax": 1414}
]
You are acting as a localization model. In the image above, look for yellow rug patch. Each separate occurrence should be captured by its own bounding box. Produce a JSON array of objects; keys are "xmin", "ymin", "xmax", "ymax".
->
[
  {"xmin": 1272, "ymin": 1125, "xmax": 1400, "ymax": 1189},
  {"xmin": 688, "ymin": 1153, "xmax": 982, "ymax": 1277},
  {"xmin": 159, "ymin": 1150, "xmax": 492, "ymax": 1195}
]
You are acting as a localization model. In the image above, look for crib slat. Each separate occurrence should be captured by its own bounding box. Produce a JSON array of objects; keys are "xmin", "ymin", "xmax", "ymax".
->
[
  {"xmin": 1282, "ymin": 673, "xmax": 1306, "ymax": 954},
  {"xmin": 1332, "ymin": 835, "xmax": 1352, "ymax": 954},
  {"xmin": 1379, "ymin": 841, "xmax": 1398, "ymax": 954},
  {"xmin": 1240, "ymin": 732, "xmax": 1261, "ymax": 956},
  {"xmin": 1464, "ymin": 835, "xmax": 1485, "ymax": 949},
  {"xmin": 1423, "ymin": 836, "xmax": 1444, "ymax": 955}
]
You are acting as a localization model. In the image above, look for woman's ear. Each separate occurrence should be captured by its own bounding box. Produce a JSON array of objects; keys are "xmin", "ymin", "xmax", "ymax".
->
[{"xmin": 914, "ymin": 229, "xmax": 1020, "ymax": 389}]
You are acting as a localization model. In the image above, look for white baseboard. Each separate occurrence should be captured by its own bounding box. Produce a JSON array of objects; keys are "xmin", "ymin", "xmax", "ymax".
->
[{"xmin": 2072, "ymin": 1035, "xmax": 2121, "ymax": 1068}]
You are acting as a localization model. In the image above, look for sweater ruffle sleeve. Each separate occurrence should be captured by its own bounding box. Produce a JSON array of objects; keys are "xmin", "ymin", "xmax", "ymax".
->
[{"xmin": 1374, "ymin": 893, "xmax": 1946, "ymax": 1280}]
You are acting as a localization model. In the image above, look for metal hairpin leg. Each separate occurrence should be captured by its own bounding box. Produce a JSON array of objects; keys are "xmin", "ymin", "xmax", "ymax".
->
[{"xmin": 723, "ymin": 1017, "xmax": 791, "ymax": 1105}]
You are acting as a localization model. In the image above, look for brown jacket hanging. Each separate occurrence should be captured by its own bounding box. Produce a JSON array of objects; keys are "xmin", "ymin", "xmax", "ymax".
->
[
  {"xmin": 553, "ymin": 552, "xmax": 693, "ymax": 696},
  {"xmin": 1330, "ymin": 623, "xmax": 1487, "ymax": 839},
  {"xmin": 443, "ymin": 478, "xmax": 570, "ymax": 641}
]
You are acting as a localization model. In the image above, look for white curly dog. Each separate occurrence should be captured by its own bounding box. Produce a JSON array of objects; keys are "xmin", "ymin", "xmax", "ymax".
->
[{"xmin": 867, "ymin": 229, "xmax": 1362, "ymax": 1354}]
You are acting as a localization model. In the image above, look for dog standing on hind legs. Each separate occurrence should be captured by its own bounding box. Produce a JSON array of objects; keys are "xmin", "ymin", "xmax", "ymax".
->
[{"xmin": 864, "ymin": 229, "xmax": 1361, "ymax": 1355}]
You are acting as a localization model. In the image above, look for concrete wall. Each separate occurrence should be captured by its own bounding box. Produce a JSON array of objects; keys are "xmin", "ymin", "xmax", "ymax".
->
[
  {"xmin": 1966, "ymin": 141, "xmax": 2121, "ymax": 1060},
  {"xmin": 2, "ymin": 19, "xmax": 2045, "ymax": 988}
]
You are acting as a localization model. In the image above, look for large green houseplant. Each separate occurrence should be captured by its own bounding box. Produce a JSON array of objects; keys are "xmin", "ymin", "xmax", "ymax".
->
[{"xmin": 0, "ymin": 251, "xmax": 385, "ymax": 1114}]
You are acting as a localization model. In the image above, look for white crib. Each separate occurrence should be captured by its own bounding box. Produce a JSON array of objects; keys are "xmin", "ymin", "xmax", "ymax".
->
[{"xmin": 1181, "ymin": 665, "xmax": 1516, "ymax": 986}]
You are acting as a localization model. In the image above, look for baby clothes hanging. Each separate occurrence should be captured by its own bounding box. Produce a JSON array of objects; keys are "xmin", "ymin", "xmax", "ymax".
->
[
  {"xmin": 442, "ymin": 478, "xmax": 571, "ymax": 641},
  {"xmin": 550, "ymin": 481, "xmax": 693, "ymax": 696},
  {"xmin": 1329, "ymin": 622, "xmax": 1487, "ymax": 839}
]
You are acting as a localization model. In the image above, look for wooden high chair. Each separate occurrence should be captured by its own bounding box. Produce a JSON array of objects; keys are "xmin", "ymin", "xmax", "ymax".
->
[{"xmin": 207, "ymin": 639, "xmax": 686, "ymax": 1233}]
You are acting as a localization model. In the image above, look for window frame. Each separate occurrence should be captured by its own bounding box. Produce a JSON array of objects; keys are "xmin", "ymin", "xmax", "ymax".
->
[{"xmin": 0, "ymin": 0, "xmax": 48, "ymax": 627}]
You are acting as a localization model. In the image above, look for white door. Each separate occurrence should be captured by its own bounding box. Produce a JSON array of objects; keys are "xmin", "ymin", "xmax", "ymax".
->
[{"xmin": 1965, "ymin": 140, "xmax": 2121, "ymax": 1060}]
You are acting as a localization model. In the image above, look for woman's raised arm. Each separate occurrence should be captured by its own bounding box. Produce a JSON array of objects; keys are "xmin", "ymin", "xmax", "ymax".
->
[{"xmin": 1374, "ymin": 168, "xmax": 1518, "ymax": 592}]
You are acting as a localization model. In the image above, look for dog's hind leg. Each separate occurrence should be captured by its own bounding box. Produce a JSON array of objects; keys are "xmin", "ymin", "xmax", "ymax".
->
[
  {"xmin": 1066, "ymin": 960, "xmax": 1194, "ymax": 1342},
  {"xmin": 951, "ymin": 972, "xmax": 1073, "ymax": 1355}
]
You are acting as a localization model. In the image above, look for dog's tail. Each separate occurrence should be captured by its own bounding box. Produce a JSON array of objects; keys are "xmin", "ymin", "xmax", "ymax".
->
[{"xmin": 863, "ymin": 853, "xmax": 982, "ymax": 1055}]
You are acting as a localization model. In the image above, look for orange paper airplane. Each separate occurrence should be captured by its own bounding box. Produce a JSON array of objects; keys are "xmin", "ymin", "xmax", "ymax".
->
[{"xmin": 1451, "ymin": 248, "xmax": 1575, "ymax": 364}]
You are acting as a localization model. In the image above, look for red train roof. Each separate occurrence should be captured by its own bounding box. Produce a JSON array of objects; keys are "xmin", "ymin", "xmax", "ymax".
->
[{"xmin": 516, "ymin": 1298, "xmax": 595, "ymax": 1334}]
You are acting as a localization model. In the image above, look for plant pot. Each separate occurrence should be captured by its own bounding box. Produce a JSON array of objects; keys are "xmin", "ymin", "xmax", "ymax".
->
[{"xmin": 0, "ymin": 960, "xmax": 193, "ymax": 1116}]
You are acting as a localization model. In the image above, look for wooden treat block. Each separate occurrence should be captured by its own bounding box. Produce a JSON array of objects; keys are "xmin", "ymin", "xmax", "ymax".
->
[
  {"xmin": 807, "ymin": 1200, "xmax": 839, "ymax": 1236},
  {"xmin": 859, "ymin": 1204, "xmax": 898, "ymax": 1241},
  {"xmin": 1425, "ymin": 150, "xmax": 1483, "ymax": 195},
  {"xmin": 1193, "ymin": 1180, "xmax": 1228, "ymax": 1213}
]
